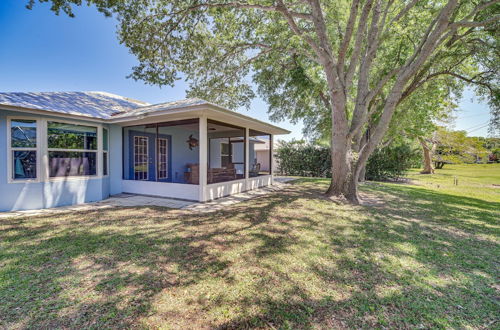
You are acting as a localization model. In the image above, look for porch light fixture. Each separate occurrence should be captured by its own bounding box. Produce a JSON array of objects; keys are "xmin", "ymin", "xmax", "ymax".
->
[{"xmin": 186, "ymin": 134, "xmax": 199, "ymax": 150}]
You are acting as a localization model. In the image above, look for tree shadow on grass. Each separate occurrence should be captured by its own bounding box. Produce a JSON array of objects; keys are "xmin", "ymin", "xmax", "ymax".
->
[{"xmin": 0, "ymin": 181, "xmax": 498, "ymax": 328}]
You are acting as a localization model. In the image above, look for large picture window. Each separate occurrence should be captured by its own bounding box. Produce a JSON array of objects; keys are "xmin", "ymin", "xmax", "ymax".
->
[
  {"xmin": 10, "ymin": 119, "xmax": 37, "ymax": 180},
  {"xmin": 47, "ymin": 121, "xmax": 98, "ymax": 177}
]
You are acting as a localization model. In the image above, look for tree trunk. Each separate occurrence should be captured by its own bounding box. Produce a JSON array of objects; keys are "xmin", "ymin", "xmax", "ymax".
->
[
  {"xmin": 358, "ymin": 164, "xmax": 366, "ymax": 182},
  {"xmin": 325, "ymin": 159, "xmax": 360, "ymax": 204},
  {"xmin": 435, "ymin": 161, "xmax": 445, "ymax": 169},
  {"xmin": 325, "ymin": 139, "xmax": 360, "ymax": 203},
  {"xmin": 322, "ymin": 64, "xmax": 362, "ymax": 203},
  {"xmin": 418, "ymin": 137, "xmax": 434, "ymax": 174}
]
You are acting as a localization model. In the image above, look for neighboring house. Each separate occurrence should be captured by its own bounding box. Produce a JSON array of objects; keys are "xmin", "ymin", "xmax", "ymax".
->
[
  {"xmin": 0, "ymin": 92, "xmax": 289, "ymax": 211},
  {"xmin": 252, "ymin": 138, "xmax": 271, "ymax": 173}
]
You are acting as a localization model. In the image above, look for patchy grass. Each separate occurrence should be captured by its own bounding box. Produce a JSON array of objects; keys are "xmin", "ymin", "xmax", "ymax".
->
[{"xmin": 1, "ymin": 167, "xmax": 499, "ymax": 329}]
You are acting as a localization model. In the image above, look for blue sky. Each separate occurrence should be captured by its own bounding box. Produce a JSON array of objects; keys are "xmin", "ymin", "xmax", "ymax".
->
[{"xmin": 0, "ymin": 0, "xmax": 492, "ymax": 139}]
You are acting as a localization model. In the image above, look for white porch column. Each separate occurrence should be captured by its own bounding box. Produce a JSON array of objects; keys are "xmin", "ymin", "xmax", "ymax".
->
[
  {"xmin": 244, "ymin": 127, "xmax": 249, "ymax": 180},
  {"xmin": 270, "ymin": 134, "xmax": 274, "ymax": 184},
  {"xmin": 198, "ymin": 115, "xmax": 208, "ymax": 202}
]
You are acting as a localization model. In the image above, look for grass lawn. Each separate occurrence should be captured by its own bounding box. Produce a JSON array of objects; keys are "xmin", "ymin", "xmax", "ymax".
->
[{"xmin": 1, "ymin": 165, "xmax": 499, "ymax": 329}]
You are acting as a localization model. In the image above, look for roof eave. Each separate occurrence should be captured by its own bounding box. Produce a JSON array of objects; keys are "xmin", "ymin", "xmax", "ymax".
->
[
  {"xmin": 108, "ymin": 103, "xmax": 290, "ymax": 135},
  {"xmin": 0, "ymin": 104, "xmax": 107, "ymax": 123},
  {"xmin": 1, "ymin": 100, "xmax": 291, "ymax": 135}
]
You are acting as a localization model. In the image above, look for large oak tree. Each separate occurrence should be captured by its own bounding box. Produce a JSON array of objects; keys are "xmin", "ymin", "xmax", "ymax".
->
[{"xmin": 31, "ymin": 0, "xmax": 499, "ymax": 203}]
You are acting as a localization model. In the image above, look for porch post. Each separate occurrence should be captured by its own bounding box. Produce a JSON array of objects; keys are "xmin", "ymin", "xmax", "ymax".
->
[
  {"xmin": 270, "ymin": 134, "xmax": 274, "ymax": 185},
  {"xmin": 245, "ymin": 127, "xmax": 249, "ymax": 180},
  {"xmin": 198, "ymin": 115, "xmax": 208, "ymax": 202}
]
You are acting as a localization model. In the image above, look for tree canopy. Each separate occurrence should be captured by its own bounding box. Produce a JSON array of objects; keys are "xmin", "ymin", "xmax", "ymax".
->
[{"xmin": 31, "ymin": 0, "xmax": 500, "ymax": 202}]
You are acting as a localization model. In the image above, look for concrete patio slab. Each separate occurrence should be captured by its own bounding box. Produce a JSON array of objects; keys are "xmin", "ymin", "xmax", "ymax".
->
[{"xmin": 0, "ymin": 177, "xmax": 297, "ymax": 218}]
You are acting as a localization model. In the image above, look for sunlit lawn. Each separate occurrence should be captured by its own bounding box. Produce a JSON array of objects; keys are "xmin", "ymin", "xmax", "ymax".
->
[
  {"xmin": 406, "ymin": 163, "xmax": 500, "ymax": 202},
  {"xmin": 1, "ymin": 164, "xmax": 499, "ymax": 328}
]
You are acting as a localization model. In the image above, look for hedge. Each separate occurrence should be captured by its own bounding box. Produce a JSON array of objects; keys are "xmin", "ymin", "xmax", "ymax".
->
[{"xmin": 275, "ymin": 140, "xmax": 420, "ymax": 181}]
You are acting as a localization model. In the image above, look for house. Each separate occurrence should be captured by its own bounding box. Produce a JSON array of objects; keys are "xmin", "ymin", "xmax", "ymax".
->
[
  {"xmin": 253, "ymin": 138, "xmax": 273, "ymax": 173},
  {"xmin": 0, "ymin": 92, "xmax": 289, "ymax": 212}
]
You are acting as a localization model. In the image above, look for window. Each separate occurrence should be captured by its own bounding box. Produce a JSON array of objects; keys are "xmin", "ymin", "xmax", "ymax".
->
[
  {"xmin": 47, "ymin": 122, "xmax": 98, "ymax": 177},
  {"xmin": 48, "ymin": 151, "xmax": 97, "ymax": 177},
  {"xmin": 103, "ymin": 128, "xmax": 109, "ymax": 176},
  {"xmin": 134, "ymin": 136, "xmax": 148, "ymax": 180},
  {"xmin": 10, "ymin": 119, "xmax": 37, "ymax": 180},
  {"xmin": 157, "ymin": 138, "xmax": 168, "ymax": 179}
]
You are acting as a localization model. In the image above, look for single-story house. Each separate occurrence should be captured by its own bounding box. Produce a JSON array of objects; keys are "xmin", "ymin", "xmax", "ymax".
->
[{"xmin": 0, "ymin": 91, "xmax": 289, "ymax": 212}]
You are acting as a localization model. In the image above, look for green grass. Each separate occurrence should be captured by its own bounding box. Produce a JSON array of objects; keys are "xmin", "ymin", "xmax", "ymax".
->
[
  {"xmin": 406, "ymin": 163, "xmax": 500, "ymax": 203},
  {"xmin": 1, "ymin": 165, "xmax": 499, "ymax": 329}
]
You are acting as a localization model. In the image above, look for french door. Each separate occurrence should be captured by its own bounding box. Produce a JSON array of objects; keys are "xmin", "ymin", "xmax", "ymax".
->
[
  {"xmin": 133, "ymin": 136, "xmax": 149, "ymax": 180},
  {"xmin": 130, "ymin": 132, "xmax": 170, "ymax": 181},
  {"xmin": 157, "ymin": 138, "xmax": 168, "ymax": 180}
]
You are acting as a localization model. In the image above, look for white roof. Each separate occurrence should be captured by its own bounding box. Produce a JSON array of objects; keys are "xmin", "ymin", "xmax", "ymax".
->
[
  {"xmin": 111, "ymin": 98, "xmax": 206, "ymax": 119},
  {"xmin": 0, "ymin": 91, "xmax": 148, "ymax": 119},
  {"xmin": 0, "ymin": 91, "xmax": 290, "ymax": 135}
]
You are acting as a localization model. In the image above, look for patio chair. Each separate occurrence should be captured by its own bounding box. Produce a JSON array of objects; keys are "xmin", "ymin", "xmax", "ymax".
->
[{"xmin": 249, "ymin": 163, "xmax": 261, "ymax": 177}]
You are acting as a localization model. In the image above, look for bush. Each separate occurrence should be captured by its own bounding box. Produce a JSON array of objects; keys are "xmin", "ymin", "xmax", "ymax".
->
[
  {"xmin": 365, "ymin": 144, "xmax": 421, "ymax": 181},
  {"xmin": 275, "ymin": 141, "xmax": 331, "ymax": 177},
  {"xmin": 276, "ymin": 140, "xmax": 420, "ymax": 181}
]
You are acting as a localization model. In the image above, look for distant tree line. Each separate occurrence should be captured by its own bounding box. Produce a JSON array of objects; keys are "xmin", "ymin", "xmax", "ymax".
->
[{"xmin": 276, "ymin": 133, "xmax": 499, "ymax": 181}]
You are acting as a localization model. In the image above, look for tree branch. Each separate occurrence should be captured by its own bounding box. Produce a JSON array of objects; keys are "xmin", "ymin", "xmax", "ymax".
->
[{"xmin": 337, "ymin": 0, "xmax": 360, "ymax": 74}]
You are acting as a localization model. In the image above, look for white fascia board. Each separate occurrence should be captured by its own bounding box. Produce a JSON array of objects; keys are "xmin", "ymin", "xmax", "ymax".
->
[
  {"xmin": 108, "ymin": 104, "xmax": 290, "ymax": 135},
  {"xmin": 2, "ymin": 102, "xmax": 291, "ymax": 135}
]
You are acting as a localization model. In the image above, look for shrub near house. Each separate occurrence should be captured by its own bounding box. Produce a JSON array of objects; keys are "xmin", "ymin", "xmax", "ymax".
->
[{"xmin": 276, "ymin": 140, "xmax": 419, "ymax": 181}]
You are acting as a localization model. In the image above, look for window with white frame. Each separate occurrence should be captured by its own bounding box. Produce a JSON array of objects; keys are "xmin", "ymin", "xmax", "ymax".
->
[
  {"xmin": 157, "ymin": 137, "xmax": 168, "ymax": 179},
  {"xmin": 10, "ymin": 119, "xmax": 37, "ymax": 180},
  {"xmin": 47, "ymin": 121, "xmax": 98, "ymax": 177},
  {"xmin": 103, "ymin": 127, "xmax": 109, "ymax": 176},
  {"xmin": 133, "ymin": 136, "xmax": 148, "ymax": 180}
]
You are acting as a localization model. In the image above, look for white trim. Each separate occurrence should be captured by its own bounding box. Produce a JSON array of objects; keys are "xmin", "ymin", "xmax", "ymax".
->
[
  {"xmin": 157, "ymin": 137, "xmax": 168, "ymax": 179},
  {"xmin": 245, "ymin": 127, "xmax": 249, "ymax": 179},
  {"xmin": 46, "ymin": 119, "xmax": 102, "ymax": 180},
  {"xmin": 198, "ymin": 115, "xmax": 208, "ymax": 202},
  {"xmin": 40, "ymin": 119, "xmax": 48, "ymax": 182},
  {"xmin": 204, "ymin": 175, "xmax": 273, "ymax": 201},
  {"xmin": 122, "ymin": 180, "xmax": 199, "ymax": 201},
  {"xmin": 102, "ymin": 127, "xmax": 109, "ymax": 177},
  {"xmin": 47, "ymin": 148, "xmax": 99, "ymax": 152},
  {"xmin": 1, "ymin": 99, "xmax": 290, "ymax": 134},
  {"xmin": 97, "ymin": 126, "xmax": 103, "ymax": 177},
  {"xmin": 133, "ymin": 135, "xmax": 149, "ymax": 181},
  {"xmin": 108, "ymin": 104, "xmax": 290, "ymax": 135},
  {"xmin": 6, "ymin": 116, "xmax": 105, "ymax": 183},
  {"xmin": 7, "ymin": 116, "xmax": 41, "ymax": 183},
  {"xmin": 103, "ymin": 151, "xmax": 109, "ymax": 177}
]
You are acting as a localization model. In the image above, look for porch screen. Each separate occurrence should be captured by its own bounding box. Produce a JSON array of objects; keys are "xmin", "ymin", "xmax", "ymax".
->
[
  {"xmin": 122, "ymin": 119, "xmax": 200, "ymax": 184},
  {"xmin": 249, "ymin": 130, "xmax": 272, "ymax": 176},
  {"xmin": 207, "ymin": 120, "xmax": 246, "ymax": 184}
]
